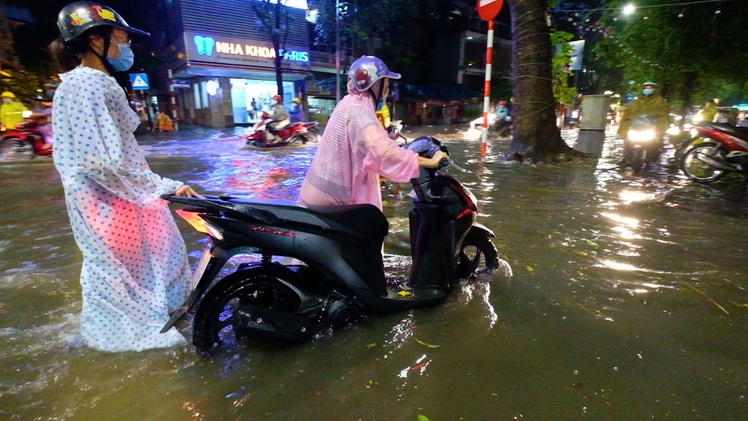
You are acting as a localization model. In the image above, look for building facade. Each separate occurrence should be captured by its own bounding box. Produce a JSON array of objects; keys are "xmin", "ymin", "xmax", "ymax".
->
[
  {"xmin": 146, "ymin": 0, "xmax": 511, "ymax": 128},
  {"xmin": 149, "ymin": 0, "xmax": 352, "ymax": 127}
]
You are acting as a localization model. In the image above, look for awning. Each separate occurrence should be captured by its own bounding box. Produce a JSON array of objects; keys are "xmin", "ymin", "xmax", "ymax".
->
[{"xmin": 174, "ymin": 61, "xmax": 311, "ymax": 82}]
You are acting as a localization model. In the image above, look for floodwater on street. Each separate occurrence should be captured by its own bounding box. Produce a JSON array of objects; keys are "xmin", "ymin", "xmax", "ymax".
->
[{"xmin": 1, "ymin": 125, "xmax": 746, "ymax": 420}]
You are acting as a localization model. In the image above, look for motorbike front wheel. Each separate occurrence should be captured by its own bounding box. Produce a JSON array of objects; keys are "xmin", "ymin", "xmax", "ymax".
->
[
  {"xmin": 679, "ymin": 143, "xmax": 728, "ymax": 183},
  {"xmin": 192, "ymin": 270, "xmax": 307, "ymax": 352},
  {"xmin": 674, "ymin": 136, "xmax": 711, "ymax": 160},
  {"xmin": 455, "ymin": 234, "xmax": 499, "ymax": 279}
]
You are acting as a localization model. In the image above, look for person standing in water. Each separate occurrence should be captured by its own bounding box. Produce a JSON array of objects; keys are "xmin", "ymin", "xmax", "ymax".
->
[{"xmin": 49, "ymin": 1, "xmax": 202, "ymax": 352}]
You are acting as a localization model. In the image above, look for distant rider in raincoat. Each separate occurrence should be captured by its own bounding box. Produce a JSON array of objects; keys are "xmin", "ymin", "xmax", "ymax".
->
[
  {"xmin": 299, "ymin": 55, "xmax": 446, "ymax": 210},
  {"xmin": 617, "ymin": 81, "xmax": 670, "ymax": 137},
  {"xmin": 289, "ymin": 97, "xmax": 305, "ymax": 123},
  {"xmin": 698, "ymin": 99, "xmax": 718, "ymax": 123},
  {"xmin": 1, "ymin": 91, "xmax": 28, "ymax": 130}
]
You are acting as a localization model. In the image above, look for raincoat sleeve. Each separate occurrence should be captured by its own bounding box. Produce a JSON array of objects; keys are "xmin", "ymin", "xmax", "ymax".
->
[
  {"xmin": 72, "ymin": 84, "xmax": 182, "ymax": 207},
  {"xmin": 359, "ymin": 114, "xmax": 419, "ymax": 183}
]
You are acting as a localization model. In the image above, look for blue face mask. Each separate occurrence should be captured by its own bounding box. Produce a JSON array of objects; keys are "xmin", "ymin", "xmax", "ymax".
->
[
  {"xmin": 642, "ymin": 88, "xmax": 654, "ymax": 96},
  {"xmin": 107, "ymin": 44, "xmax": 134, "ymax": 72}
]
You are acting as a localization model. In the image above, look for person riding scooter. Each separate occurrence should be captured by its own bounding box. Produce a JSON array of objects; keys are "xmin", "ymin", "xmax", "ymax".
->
[
  {"xmin": 266, "ymin": 94, "xmax": 290, "ymax": 143},
  {"xmin": 299, "ymin": 55, "xmax": 446, "ymax": 211},
  {"xmin": 617, "ymin": 81, "xmax": 670, "ymax": 163}
]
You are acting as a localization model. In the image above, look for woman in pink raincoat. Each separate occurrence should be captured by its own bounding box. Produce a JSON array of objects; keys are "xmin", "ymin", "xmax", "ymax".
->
[{"xmin": 299, "ymin": 56, "xmax": 446, "ymax": 210}]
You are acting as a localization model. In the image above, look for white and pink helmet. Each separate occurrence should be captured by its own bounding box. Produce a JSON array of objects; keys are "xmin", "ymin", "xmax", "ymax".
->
[{"xmin": 348, "ymin": 56, "xmax": 401, "ymax": 92}]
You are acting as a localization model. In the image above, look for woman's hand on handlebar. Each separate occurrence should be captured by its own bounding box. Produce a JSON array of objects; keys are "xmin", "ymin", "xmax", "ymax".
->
[
  {"xmin": 174, "ymin": 184, "xmax": 205, "ymax": 198},
  {"xmin": 418, "ymin": 150, "xmax": 449, "ymax": 169}
]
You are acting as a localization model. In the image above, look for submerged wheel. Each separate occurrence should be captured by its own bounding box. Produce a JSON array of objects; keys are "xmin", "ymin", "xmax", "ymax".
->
[
  {"xmin": 0, "ymin": 137, "xmax": 32, "ymax": 159},
  {"xmin": 192, "ymin": 270, "xmax": 304, "ymax": 352},
  {"xmin": 674, "ymin": 136, "xmax": 711, "ymax": 160},
  {"xmin": 304, "ymin": 128, "xmax": 321, "ymax": 143},
  {"xmin": 679, "ymin": 143, "xmax": 728, "ymax": 183},
  {"xmin": 455, "ymin": 234, "xmax": 499, "ymax": 279}
]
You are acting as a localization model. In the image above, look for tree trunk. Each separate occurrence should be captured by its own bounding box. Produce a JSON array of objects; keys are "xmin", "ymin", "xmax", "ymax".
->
[
  {"xmin": 679, "ymin": 71, "xmax": 697, "ymax": 125},
  {"xmin": 507, "ymin": 0, "xmax": 571, "ymax": 162}
]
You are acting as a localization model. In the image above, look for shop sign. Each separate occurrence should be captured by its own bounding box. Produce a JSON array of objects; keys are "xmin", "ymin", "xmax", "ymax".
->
[
  {"xmin": 172, "ymin": 79, "xmax": 191, "ymax": 89},
  {"xmin": 185, "ymin": 31, "xmax": 310, "ymax": 71}
]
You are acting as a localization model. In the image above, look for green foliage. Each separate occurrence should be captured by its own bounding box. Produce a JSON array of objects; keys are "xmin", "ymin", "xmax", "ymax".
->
[
  {"xmin": 307, "ymin": 0, "xmax": 438, "ymax": 76},
  {"xmin": 594, "ymin": 0, "xmax": 748, "ymax": 107},
  {"xmin": 550, "ymin": 29, "xmax": 576, "ymax": 105},
  {"xmin": 0, "ymin": 69, "xmax": 47, "ymax": 105}
]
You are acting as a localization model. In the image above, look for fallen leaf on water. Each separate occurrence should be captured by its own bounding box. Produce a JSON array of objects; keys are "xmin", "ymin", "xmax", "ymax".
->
[
  {"xmin": 366, "ymin": 343, "xmax": 377, "ymax": 348},
  {"xmin": 418, "ymin": 415, "xmax": 431, "ymax": 421},
  {"xmin": 575, "ymin": 251, "xmax": 588, "ymax": 257},
  {"xmin": 526, "ymin": 265, "xmax": 534, "ymax": 272},
  {"xmin": 415, "ymin": 338, "xmax": 441, "ymax": 348}
]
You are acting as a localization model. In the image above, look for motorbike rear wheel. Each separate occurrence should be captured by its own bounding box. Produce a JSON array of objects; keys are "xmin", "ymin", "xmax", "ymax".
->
[
  {"xmin": 0, "ymin": 137, "xmax": 33, "ymax": 159},
  {"xmin": 455, "ymin": 235, "xmax": 499, "ymax": 279},
  {"xmin": 192, "ymin": 270, "xmax": 307, "ymax": 352},
  {"xmin": 679, "ymin": 143, "xmax": 728, "ymax": 183}
]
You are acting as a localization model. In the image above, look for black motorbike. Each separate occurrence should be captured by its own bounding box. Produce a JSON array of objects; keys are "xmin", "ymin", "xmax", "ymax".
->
[{"xmin": 161, "ymin": 136, "xmax": 500, "ymax": 352}]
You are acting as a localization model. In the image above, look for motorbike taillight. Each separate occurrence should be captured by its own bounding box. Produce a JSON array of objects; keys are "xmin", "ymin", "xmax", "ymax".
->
[{"xmin": 175, "ymin": 209, "xmax": 224, "ymax": 240}]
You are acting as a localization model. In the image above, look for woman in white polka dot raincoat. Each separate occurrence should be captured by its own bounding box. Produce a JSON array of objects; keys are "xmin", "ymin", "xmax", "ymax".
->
[{"xmin": 49, "ymin": 1, "xmax": 203, "ymax": 352}]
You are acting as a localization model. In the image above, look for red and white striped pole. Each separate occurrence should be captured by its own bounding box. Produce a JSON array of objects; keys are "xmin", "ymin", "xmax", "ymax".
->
[
  {"xmin": 481, "ymin": 19, "xmax": 494, "ymax": 157},
  {"xmin": 167, "ymin": 68, "xmax": 179, "ymax": 131},
  {"xmin": 476, "ymin": 0, "xmax": 504, "ymax": 157}
]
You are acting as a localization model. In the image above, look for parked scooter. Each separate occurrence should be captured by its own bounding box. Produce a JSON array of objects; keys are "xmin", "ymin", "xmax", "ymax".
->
[
  {"xmin": 0, "ymin": 114, "xmax": 54, "ymax": 158},
  {"xmin": 620, "ymin": 114, "xmax": 664, "ymax": 173},
  {"xmin": 678, "ymin": 121, "xmax": 748, "ymax": 183},
  {"xmin": 161, "ymin": 136, "xmax": 500, "ymax": 352},
  {"xmin": 495, "ymin": 116, "xmax": 512, "ymax": 137},
  {"xmin": 244, "ymin": 111, "xmax": 320, "ymax": 148}
]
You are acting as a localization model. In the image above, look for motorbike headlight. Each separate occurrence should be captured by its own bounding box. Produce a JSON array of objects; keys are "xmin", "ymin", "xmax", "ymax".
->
[
  {"xmin": 628, "ymin": 129, "xmax": 656, "ymax": 142},
  {"xmin": 22, "ymin": 110, "xmax": 32, "ymax": 119},
  {"xmin": 666, "ymin": 126, "xmax": 681, "ymax": 136}
]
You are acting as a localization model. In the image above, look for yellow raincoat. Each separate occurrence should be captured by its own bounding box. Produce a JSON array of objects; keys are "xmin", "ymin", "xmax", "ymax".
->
[
  {"xmin": 0, "ymin": 100, "xmax": 27, "ymax": 129},
  {"xmin": 617, "ymin": 94, "xmax": 670, "ymax": 137}
]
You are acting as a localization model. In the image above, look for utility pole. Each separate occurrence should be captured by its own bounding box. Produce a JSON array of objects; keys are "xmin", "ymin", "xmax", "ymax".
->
[{"xmin": 335, "ymin": 0, "xmax": 341, "ymax": 104}]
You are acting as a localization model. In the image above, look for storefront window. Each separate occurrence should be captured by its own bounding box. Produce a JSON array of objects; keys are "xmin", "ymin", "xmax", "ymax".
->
[
  {"xmin": 230, "ymin": 79, "xmax": 295, "ymax": 125},
  {"xmin": 193, "ymin": 82, "xmax": 207, "ymax": 110}
]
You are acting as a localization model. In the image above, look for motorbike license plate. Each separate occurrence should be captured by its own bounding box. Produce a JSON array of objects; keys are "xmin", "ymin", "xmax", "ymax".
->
[{"xmin": 188, "ymin": 249, "xmax": 212, "ymax": 290}]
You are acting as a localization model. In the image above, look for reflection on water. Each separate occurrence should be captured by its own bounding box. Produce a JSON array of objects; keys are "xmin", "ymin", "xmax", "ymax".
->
[{"xmin": 0, "ymin": 126, "xmax": 747, "ymax": 420}]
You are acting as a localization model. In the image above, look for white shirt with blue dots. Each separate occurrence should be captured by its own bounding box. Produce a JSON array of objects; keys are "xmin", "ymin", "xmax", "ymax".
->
[{"xmin": 52, "ymin": 66, "xmax": 191, "ymax": 352}]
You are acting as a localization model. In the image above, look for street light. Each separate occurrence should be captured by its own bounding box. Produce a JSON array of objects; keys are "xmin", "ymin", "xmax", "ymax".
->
[{"xmin": 622, "ymin": 4, "xmax": 636, "ymax": 15}]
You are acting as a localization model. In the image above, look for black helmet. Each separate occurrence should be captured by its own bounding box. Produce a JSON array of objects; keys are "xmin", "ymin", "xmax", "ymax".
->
[{"xmin": 57, "ymin": 1, "xmax": 149, "ymax": 44}]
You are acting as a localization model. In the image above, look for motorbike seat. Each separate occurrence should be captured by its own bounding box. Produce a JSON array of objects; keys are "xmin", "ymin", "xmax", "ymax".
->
[
  {"xmin": 305, "ymin": 204, "xmax": 389, "ymax": 242},
  {"xmin": 220, "ymin": 198, "xmax": 388, "ymax": 244},
  {"xmin": 702, "ymin": 122, "xmax": 748, "ymax": 139}
]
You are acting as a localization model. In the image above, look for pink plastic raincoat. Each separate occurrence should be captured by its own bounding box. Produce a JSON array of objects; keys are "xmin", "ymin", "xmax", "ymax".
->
[{"xmin": 299, "ymin": 80, "xmax": 419, "ymax": 210}]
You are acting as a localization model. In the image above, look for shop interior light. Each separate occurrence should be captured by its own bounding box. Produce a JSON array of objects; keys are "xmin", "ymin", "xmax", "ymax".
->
[{"xmin": 206, "ymin": 80, "xmax": 219, "ymax": 96}]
